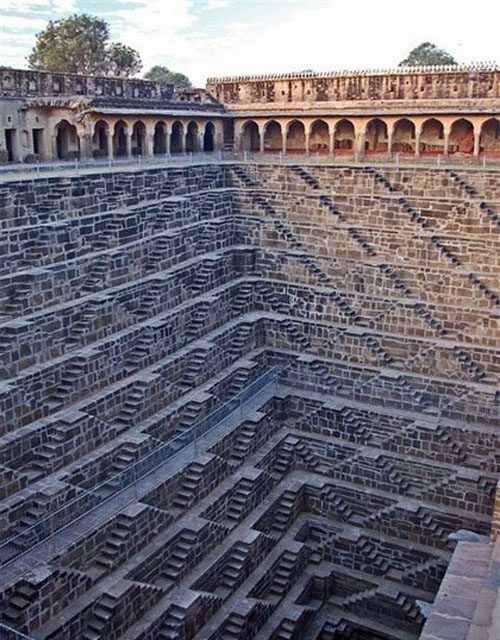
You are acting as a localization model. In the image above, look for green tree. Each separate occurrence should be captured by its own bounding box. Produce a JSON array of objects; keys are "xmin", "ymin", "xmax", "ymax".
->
[
  {"xmin": 27, "ymin": 14, "xmax": 142, "ymax": 77},
  {"xmin": 107, "ymin": 43, "xmax": 142, "ymax": 77},
  {"xmin": 399, "ymin": 42, "xmax": 457, "ymax": 67},
  {"xmin": 144, "ymin": 65, "xmax": 192, "ymax": 88}
]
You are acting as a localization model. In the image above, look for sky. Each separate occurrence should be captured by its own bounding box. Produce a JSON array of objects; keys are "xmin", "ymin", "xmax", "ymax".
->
[{"xmin": 1, "ymin": 0, "xmax": 499, "ymax": 86}]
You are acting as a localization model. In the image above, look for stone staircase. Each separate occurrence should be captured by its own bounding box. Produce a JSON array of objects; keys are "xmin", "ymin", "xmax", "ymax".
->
[
  {"xmin": 93, "ymin": 514, "xmax": 135, "ymax": 570},
  {"xmin": 172, "ymin": 462, "xmax": 206, "ymax": 510},
  {"xmin": 160, "ymin": 529, "xmax": 198, "ymax": 583}
]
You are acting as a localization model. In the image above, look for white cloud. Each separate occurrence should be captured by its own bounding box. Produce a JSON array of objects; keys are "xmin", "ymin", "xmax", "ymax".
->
[
  {"xmin": 2, "ymin": 0, "xmax": 76, "ymax": 12},
  {"xmin": 202, "ymin": 0, "xmax": 230, "ymax": 10},
  {"xmin": 0, "ymin": 15, "xmax": 47, "ymax": 31}
]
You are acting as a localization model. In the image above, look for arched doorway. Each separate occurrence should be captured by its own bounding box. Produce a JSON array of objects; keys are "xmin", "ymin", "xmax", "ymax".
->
[
  {"xmin": 240, "ymin": 121, "xmax": 260, "ymax": 152},
  {"xmin": 153, "ymin": 121, "xmax": 167, "ymax": 154},
  {"xmin": 263, "ymin": 121, "xmax": 283, "ymax": 152},
  {"xmin": 92, "ymin": 120, "xmax": 108, "ymax": 157},
  {"xmin": 286, "ymin": 120, "xmax": 306, "ymax": 153},
  {"xmin": 113, "ymin": 120, "xmax": 128, "ymax": 156},
  {"xmin": 309, "ymin": 120, "xmax": 329, "ymax": 153},
  {"xmin": 185, "ymin": 122, "xmax": 199, "ymax": 153},
  {"xmin": 131, "ymin": 121, "xmax": 146, "ymax": 156},
  {"xmin": 203, "ymin": 122, "xmax": 215, "ymax": 152},
  {"xmin": 392, "ymin": 119, "xmax": 416, "ymax": 154},
  {"xmin": 365, "ymin": 119, "xmax": 388, "ymax": 153},
  {"xmin": 334, "ymin": 119, "xmax": 355, "ymax": 153},
  {"xmin": 170, "ymin": 121, "xmax": 183, "ymax": 153},
  {"xmin": 480, "ymin": 119, "xmax": 500, "ymax": 156},
  {"xmin": 419, "ymin": 119, "xmax": 445, "ymax": 155},
  {"xmin": 55, "ymin": 120, "xmax": 80, "ymax": 160},
  {"xmin": 449, "ymin": 119, "xmax": 474, "ymax": 155}
]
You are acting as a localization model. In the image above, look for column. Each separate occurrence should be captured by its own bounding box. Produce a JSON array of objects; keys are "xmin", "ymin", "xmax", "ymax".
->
[
  {"xmin": 473, "ymin": 132, "xmax": 480, "ymax": 157},
  {"xmin": 125, "ymin": 132, "xmax": 132, "ymax": 157},
  {"xmin": 199, "ymin": 132, "xmax": 205, "ymax": 153},
  {"xmin": 355, "ymin": 132, "xmax": 365, "ymax": 156},
  {"xmin": 305, "ymin": 132, "xmax": 310, "ymax": 155},
  {"xmin": 443, "ymin": 130, "xmax": 450, "ymax": 156},
  {"xmin": 166, "ymin": 128, "xmax": 171, "ymax": 155},
  {"xmin": 81, "ymin": 133, "xmax": 93, "ymax": 159},
  {"xmin": 414, "ymin": 130, "xmax": 420, "ymax": 157},
  {"xmin": 106, "ymin": 131, "xmax": 113, "ymax": 158},
  {"xmin": 330, "ymin": 130, "xmax": 336, "ymax": 155},
  {"xmin": 387, "ymin": 132, "xmax": 393, "ymax": 155},
  {"xmin": 282, "ymin": 132, "xmax": 287, "ymax": 155},
  {"xmin": 146, "ymin": 133, "xmax": 154, "ymax": 157},
  {"xmin": 259, "ymin": 129, "xmax": 265, "ymax": 153},
  {"xmin": 51, "ymin": 134, "xmax": 58, "ymax": 161}
]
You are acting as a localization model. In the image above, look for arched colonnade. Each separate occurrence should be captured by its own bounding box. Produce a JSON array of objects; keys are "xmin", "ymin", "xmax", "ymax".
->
[
  {"xmin": 237, "ymin": 116, "xmax": 500, "ymax": 157},
  {"xmin": 63, "ymin": 117, "xmax": 223, "ymax": 160}
]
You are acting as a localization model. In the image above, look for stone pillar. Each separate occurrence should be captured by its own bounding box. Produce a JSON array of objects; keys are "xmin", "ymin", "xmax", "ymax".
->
[
  {"xmin": 305, "ymin": 132, "xmax": 310, "ymax": 154},
  {"xmin": 443, "ymin": 131, "xmax": 450, "ymax": 156},
  {"xmin": 106, "ymin": 132, "xmax": 113, "ymax": 158},
  {"xmin": 473, "ymin": 132, "xmax": 480, "ymax": 157},
  {"xmin": 355, "ymin": 132, "xmax": 365, "ymax": 156},
  {"xmin": 282, "ymin": 133, "xmax": 287, "ymax": 155},
  {"xmin": 166, "ymin": 129, "xmax": 171, "ymax": 155},
  {"xmin": 387, "ymin": 132, "xmax": 393, "ymax": 155},
  {"xmin": 330, "ymin": 131, "xmax": 335, "ymax": 154},
  {"xmin": 146, "ymin": 133, "xmax": 154, "ymax": 157},
  {"xmin": 414, "ymin": 132, "xmax": 420, "ymax": 157},
  {"xmin": 259, "ymin": 130, "xmax": 264, "ymax": 154},
  {"xmin": 51, "ymin": 135, "xmax": 58, "ymax": 161},
  {"xmin": 199, "ymin": 132, "xmax": 205, "ymax": 152},
  {"xmin": 80, "ymin": 133, "xmax": 93, "ymax": 158},
  {"xmin": 126, "ymin": 132, "xmax": 132, "ymax": 157}
]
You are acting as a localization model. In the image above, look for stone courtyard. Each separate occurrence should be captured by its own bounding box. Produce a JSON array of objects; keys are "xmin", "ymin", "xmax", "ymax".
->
[{"xmin": 0, "ymin": 158, "xmax": 498, "ymax": 639}]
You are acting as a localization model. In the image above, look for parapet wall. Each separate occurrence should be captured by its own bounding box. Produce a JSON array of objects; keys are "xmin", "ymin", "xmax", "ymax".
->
[
  {"xmin": 0, "ymin": 67, "xmax": 173, "ymax": 100},
  {"xmin": 206, "ymin": 63, "xmax": 500, "ymax": 109}
]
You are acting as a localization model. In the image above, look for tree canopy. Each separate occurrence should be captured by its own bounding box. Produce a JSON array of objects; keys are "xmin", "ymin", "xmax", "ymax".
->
[
  {"xmin": 28, "ymin": 14, "xmax": 142, "ymax": 77},
  {"xmin": 144, "ymin": 65, "xmax": 192, "ymax": 88},
  {"xmin": 399, "ymin": 42, "xmax": 457, "ymax": 67}
]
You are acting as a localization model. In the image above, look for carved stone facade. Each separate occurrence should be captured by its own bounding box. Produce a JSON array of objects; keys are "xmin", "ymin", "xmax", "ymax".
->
[
  {"xmin": 0, "ymin": 68, "xmax": 226, "ymax": 162},
  {"xmin": 207, "ymin": 64, "xmax": 500, "ymax": 157}
]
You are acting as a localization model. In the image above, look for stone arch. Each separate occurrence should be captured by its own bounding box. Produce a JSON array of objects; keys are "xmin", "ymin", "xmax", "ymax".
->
[
  {"xmin": 113, "ymin": 120, "xmax": 128, "ymax": 156},
  {"xmin": 365, "ymin": 118, "xmax": 389, "ymax": 153},
  {"xmin": 185, "ymin": 121, "xmax": 199, "ymax": 153},
  {"xmin": 392, "ymin": 118, "xmax": 416, "ymax": 153},
  {"xmin": 170, "ymin": 121, "xmax": 184, "ymax": 153},
  {"xmin": 309, "ymin": 120, "xmax": 329, "ymax": 153},
  {"xmin": 55, "ymin": 119, "xmax": 80, "ymax": 160},
  {"xmin": 131, "ymin": 120, "xmax": 147, "ymax": 156},
  {"xmin": 286, "ymin": 120, "xmax": 306, "ymax": 153},
  {"xmin": 419, "ymin": 118, "xmax": 445, "ymax": 155},
  {"xmin": 449, "ymin": 119, "xmax": 474, "ymax": 155},
  {"xmin": 479, "ymin": 118, "xmax": 500, "ymax": 156},
  {"xmin": 92, "ymin": 120, "xmax": 109, "ymax": 157},
  {"xmin": 263, "ymin": 120, "xmax": 283, "ymax": 152},
  {"xmin": 334, "ymin": 119, "xmax": 355, "ymax": 152},
  {"xmin": 203, "ymin": 122, "xmax": 215, "ymax": 152},
  {"xmin": 240, "ymin": 120, "xmax": 260, "ymax": 152},
  {"xmin": 153, "ymin": 121, "xmax": 168, "ymax": 154}
]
